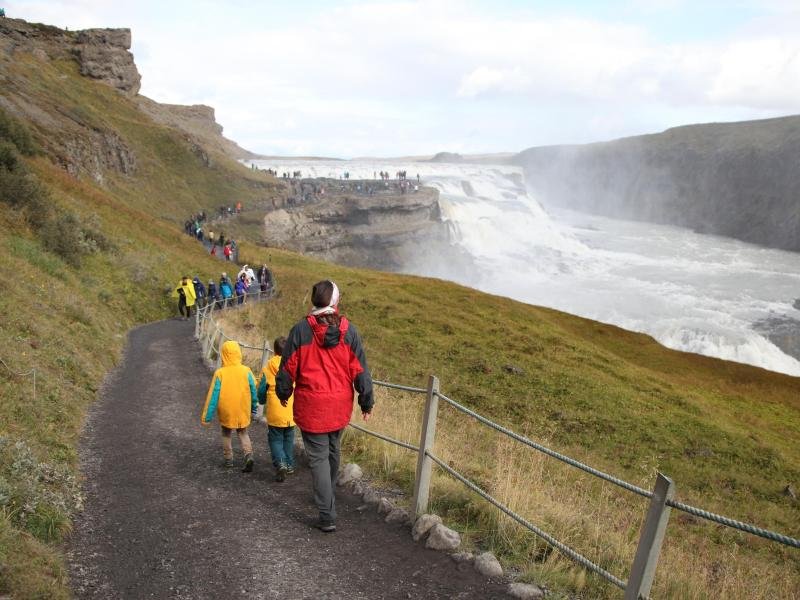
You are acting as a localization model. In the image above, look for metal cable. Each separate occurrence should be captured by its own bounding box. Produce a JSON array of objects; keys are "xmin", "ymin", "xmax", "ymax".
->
[
  {"xmin": 373, "ymin": 380, "xmax": 428, "ymax": 394},
  {"xmin": 426, "ymin": 451, "xmax": 629, "ymax": 592},
  {"xmin": 666, "ymin": 499, "xmax": 800, "ymax": 548},
  {"xmin": 436, "ymin": 392, "xmax": 652, "ymax": 498},
  {"xmin": 349, "ymin": 423, "xmax": 419, "ymax": 451},
  {"xmin": 197, "ymin": 298, "xmax": 800, "ymax": 550},
  {"xmin": 0, "ymin": 357, "xmax": 35, "ymax": 377}
]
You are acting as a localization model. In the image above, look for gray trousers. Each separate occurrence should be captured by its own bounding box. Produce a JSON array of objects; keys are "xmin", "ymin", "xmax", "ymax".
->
[{"xmin": 300, "ymin": 429, "xmax": 342, "ymax": 522}]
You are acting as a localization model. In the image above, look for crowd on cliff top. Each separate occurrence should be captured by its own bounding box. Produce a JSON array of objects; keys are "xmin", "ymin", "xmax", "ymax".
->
[{"xmin": 285, "ymin": 171, "xmax": 421, "ymax": 205}]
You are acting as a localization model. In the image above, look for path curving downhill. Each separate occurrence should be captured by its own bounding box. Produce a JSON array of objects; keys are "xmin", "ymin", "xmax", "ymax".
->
[{"xmin": 67, "ymin": 319, "xmax": 509, "ymax": 599}]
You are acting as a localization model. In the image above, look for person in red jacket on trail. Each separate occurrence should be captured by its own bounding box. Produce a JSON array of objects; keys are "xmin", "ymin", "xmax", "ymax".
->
[{"xmin": 276, "ymin": 280, "xmax": 373, "ymax": 533}]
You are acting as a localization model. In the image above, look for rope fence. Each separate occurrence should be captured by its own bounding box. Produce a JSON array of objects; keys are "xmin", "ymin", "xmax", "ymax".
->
[
  {"xmin": 195, "ymin": 299, "xmax": 799, "ymax": 600},
  {"xmin": 0, "ymin": 357, "xmax": 37, "ymax": 404}
]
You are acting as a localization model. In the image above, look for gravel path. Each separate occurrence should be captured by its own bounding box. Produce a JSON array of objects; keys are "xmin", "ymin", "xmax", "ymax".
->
[{"xmin": 67, "ymin": 319, "xmax": 509, "ymax": 599}]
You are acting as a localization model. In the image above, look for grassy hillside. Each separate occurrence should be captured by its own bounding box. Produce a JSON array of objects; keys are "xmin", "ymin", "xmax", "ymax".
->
[
  {"xmin": 1, "ymin": 19, "xmax": 798, "ymax": 600},
  {"xmin": 0, "ymin": 40, "xmax": 282, "ymax": 597},
  {"xmin": 221, "ymin": 244, "xmax": 800, "ymax": 598}
]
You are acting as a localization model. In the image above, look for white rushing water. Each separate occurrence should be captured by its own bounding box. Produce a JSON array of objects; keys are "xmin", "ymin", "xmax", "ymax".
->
[{"xmin": 251, "ymin": 159, "xmax": 800, "ymax": 376}]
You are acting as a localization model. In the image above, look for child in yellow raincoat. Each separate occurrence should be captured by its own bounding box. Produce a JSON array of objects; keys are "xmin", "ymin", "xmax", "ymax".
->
[
  {"xmin": 256, "ymin": 337, "xmax": 295, "ymax": 482},
  {"xmin": 201, "ymin": 340, "xmax": 258, "ymax": 471}
]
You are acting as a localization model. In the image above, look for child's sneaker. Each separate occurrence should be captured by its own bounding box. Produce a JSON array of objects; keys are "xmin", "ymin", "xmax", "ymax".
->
[
  {"xmin": 286, "ymin": 465, "xmax": 295, "ymax": 475},
  {"xmin": 242, "ymin": 453, "xmax": 254, "ymax": 473},
  {"xmin": 275, "ymin": 466, "xmax": 287, "ymax": 482},
  {"xmin": 223, "ymin": 458, "xmax": 234, "ymax": 468}
]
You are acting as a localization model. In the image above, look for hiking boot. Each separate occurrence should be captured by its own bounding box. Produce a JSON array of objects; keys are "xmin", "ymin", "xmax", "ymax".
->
[
  {"xmin": 223, "ymin": 458, "xmax": 234, "ymax": 468},
  {"xmin": 275, "ymin": 466, "xmax": 287, "ymax": 482},
  {"xmin": 314, "ymin": 519, "xmax": 336, "ymax": 533},
  {"xmin": 242, "ymin": 454, "xmax": 254, "ymax": 473}
]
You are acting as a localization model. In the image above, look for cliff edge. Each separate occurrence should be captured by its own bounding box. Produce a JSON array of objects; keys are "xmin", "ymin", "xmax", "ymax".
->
[
  {"xmin": 514, "ymin": 115, "xmax": 800, "ymax": 252},
  {"xmin": 0, "ymin": 17, "xmax": 254, "ymax": 170},
  {"xmin": 262, "ymin": 180, "xmax": 465, "ymax": 271}
]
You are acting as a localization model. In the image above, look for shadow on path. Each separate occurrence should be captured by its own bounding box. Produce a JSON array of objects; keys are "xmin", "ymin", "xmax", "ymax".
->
[{"xmin": 67, "ymin": 319, "xmax": 509, "ymax": 599}]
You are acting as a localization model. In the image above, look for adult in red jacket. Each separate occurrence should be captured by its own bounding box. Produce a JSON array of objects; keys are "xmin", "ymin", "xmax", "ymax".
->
[{"xmin": 276, "ymin": 280, "xmax": 373, "ymax": 532}]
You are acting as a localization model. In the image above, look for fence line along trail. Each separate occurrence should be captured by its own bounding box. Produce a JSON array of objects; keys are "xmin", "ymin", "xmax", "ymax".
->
[{"xmin": 66, "ymin": 317, "xmax": 508, "ymax": 599}]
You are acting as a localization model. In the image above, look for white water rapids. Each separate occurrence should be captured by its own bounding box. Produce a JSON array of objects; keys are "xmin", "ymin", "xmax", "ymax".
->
[{"xmin": 250, "ymin": 159, "xmax": 800, "ymax": 377}]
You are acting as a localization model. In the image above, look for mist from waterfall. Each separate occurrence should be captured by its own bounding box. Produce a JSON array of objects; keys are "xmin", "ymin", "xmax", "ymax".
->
[{"xmin": 252, "ymin": 159, "xmax": 800, "ymax": 376}]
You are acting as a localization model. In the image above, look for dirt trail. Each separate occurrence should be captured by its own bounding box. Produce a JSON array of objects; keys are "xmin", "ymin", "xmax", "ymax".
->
[{"xmin": 67, "ymin": 319, "xmax": 509, "ymax": 599}]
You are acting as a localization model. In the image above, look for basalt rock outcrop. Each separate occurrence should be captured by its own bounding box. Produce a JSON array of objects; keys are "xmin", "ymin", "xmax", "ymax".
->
[
  {"xmin": 514, "ymin": 115, "xmax": 800, "ymax": 252},
  {"xmin": 0, "ymin": 19, "xmax": 140, "ymax": 95},
  {"xmin": 137, "ymin": 98, "xmax": 257, "ymax": 161},
  {"xmin": 0, "ymin": 18, "xmax": 254, "ymax": 181},
  {"xmin": 262, "ymin": 182, "xmax": 457, "ymax": 271}
]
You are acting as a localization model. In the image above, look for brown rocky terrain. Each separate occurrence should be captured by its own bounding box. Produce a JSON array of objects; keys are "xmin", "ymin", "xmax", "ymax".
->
[
  {"xmin": 262, "ymin": 179, "xmax": 466, "ymax": 271},
  {"xmin": 137, "ymin": 98, "xmax": 257, "ymax": 162},
  {"xmin": 0, "ymin": 19, "xmax": 140, "ymax": 95},
  {"xmin": 0, "ymin": 17, "xmax": 254, "ymax": 180}
]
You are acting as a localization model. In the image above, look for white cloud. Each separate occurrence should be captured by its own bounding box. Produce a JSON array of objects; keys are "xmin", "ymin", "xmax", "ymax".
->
[
  {"xmin": 457, "ymin": 66, "xmax": 530, "ymax": 97},
  {"xmin": 6, "ymin": 1, "xmax": 800, "ymax": 156}
]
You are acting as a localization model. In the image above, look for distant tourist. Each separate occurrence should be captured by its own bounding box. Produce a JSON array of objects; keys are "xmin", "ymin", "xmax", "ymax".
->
[
  {"xmin": 258, "ymin": 264, "xmax": 273, "ymax": 295},
  {"xmin": 220, "ymin": 273, "xmax": 234, "ymax": 308},
  {"xmin": 174, "ymin": 275, "xmax": 197, "ymax": 320},
  {"xmin": 192, "ymin": 276, "xmax": 207, "ymax": 309},
  {"xmin": 207, "ymin": 279, "xmax": 219, "ymax": 308},
  {"xmin": 276, "ymin": 280, "xmax": 373, "ymax": 532},
  {"xmin": 201, "ymin": 340, "xmax": 258, "ymax": 472},
  {"xmin": 235, "ymin": 274, "xmax": 247, "ymax": 305}
]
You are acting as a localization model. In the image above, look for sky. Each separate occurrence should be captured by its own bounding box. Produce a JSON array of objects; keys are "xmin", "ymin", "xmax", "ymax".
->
[{"xmin": 5, "ymin": 0, "xmax": 800, "ymax": 157}]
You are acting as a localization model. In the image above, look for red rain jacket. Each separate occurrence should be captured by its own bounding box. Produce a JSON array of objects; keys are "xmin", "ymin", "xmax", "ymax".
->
[{"xmin": 276, "ymin": 315, "xmax": 373, "ymax": 433}]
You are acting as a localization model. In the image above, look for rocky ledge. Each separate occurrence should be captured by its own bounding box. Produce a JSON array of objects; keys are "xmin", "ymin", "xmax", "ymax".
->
[
  {"xmin": 262, "ymin": 179, "xmax": 460, "ymax": 271},
  {"xmin": 0, "ymin": 18, "xmax": 140, "ymax": 95}
]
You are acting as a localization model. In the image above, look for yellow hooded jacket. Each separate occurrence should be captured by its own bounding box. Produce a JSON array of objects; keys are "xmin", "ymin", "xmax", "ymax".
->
[
  {"xmin": 257, "ymin": 354, "xmax": 294, "ymax": 427},
  {"xmin": 201, "ymin": 341, "xmax": 258, "ymax": 429},
  {"xmin": 174, "ymin": 278, "xmax": 197, "ymax": 307}
]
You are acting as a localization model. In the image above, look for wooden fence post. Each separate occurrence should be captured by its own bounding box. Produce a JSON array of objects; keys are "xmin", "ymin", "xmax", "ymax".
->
[
  {"xmin": 214, "ymin": 328, "xmax": 223, "ymax": 369},
  {"xmin": 625, "ymin": 472, "xmax": 675, "ymax": 600},
  {"xmin": 260, "ymin": 339, "xmax": 270, "ymax": 371},
  {"xmin": 411, "ymin": 375, "xmax": 440, "ymax": 519}
]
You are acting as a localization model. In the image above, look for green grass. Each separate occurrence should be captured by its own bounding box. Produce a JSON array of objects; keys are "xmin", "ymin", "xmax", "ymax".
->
[
  {"xmin": 1, "ymin": 25, "xmax": 798, "ymax": 600},
  {"xmin": 0, "ymin": 47, "xmax": 285, "ymax": 598},
  {"xmin": 226, "ymin": 244, "xmax": 800, "ymax": 598}
]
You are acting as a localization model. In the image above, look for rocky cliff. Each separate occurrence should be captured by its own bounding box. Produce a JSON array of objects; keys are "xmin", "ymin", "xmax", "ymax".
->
[
  {"xmin": 262, "ymin": 181, "xmax": 456, "ymax": 270},
  {"xmin": 0, "ymin": 19, "xmax": 140, "ymax": 94},
  {"xmin": 514, "ymin": 115, "xmax": 800, "ymax": 252},
  {"xmin": 137, "ymin": 98, "xmax": 257, "ymax": 162},
  {"xmin": 0, "ymin": 18, "xmax": 253, "ymax": 181}
]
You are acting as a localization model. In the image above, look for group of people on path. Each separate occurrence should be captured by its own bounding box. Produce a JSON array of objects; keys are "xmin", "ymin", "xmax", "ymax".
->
[
  {"xmin": 200, "ymin": 280, "xmax": 374, "ymax": 533},
  {"xmin": 184, "ymin": 211, "xmax": 238, "ymax": 261},
  {"xmin": 173, "ymin": 264, "xmax": 274, "ymax": 318}
]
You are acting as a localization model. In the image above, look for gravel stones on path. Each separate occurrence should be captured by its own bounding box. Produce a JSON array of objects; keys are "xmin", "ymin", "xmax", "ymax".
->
[
  {"xmin": 66, "ymin": 319, "xmax": 509, "ymax": 599},
  {"xmin": 426, "ymin": 523, "xmax": 463, "ymax": 551},
  {"xmin": 474, "ymin": 552, "xmax": 504, "ymax": 578}
]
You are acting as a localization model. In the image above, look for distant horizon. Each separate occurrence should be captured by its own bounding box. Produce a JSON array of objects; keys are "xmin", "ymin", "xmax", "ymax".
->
[
  {"xmin": 7, "ymin": 1, "xmax": 800, "ymax": 158},
  {"xmin": 241, "ymin": 111, "xmax": 799, "ymax": 160}
]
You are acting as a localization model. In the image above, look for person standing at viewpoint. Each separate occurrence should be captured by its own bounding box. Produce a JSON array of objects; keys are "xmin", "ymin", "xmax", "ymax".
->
[{"xmin": 276, "ymin": 280, "xmax": 373, "ymax": 533}]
